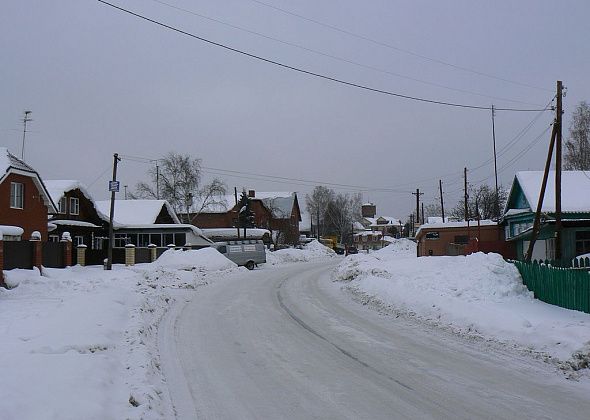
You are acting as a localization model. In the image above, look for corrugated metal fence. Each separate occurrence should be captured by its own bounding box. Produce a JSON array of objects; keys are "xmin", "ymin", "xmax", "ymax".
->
[{"xmin": 512, "ymin": 260, "xmax": 590, "ymax": 314}]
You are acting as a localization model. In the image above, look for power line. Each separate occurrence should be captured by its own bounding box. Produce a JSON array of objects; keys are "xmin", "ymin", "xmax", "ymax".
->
[
  {"xmin": 148, "ymin": 0, "xmax": 543, "ymax": 107},
  {"xmin": 97, "ymin": 1, "xmax": 550, "ymax": 112},
  {"xmin": 248, "ymin": 0, "xmax": 552, "ymax": 93}
]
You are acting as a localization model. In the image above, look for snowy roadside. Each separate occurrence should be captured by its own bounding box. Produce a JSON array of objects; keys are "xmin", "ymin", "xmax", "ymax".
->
[
  {"xmin": 332, "ymin": 239, "xmax": 590, "ymax": 377},
  {"xmin": 0, "ymin": 248, "xmax": 238, "ymax": 420},
  {"xmin": 265, "ymin": 239, "xmax": 336, "ymax": 265}
]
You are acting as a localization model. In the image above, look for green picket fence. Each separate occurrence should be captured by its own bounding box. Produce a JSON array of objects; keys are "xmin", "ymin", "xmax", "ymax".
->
[{"xmin": 512, "ymin": 260, "xmax": 590, "ymax": 314}]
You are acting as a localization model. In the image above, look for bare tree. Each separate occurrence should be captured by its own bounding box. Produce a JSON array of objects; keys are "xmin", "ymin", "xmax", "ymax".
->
[
  {"xmin": 325, "ymin": 192, "xmax": 362, "ymax": 243},
  {"xmin": 133, "ymin": 152, "xmax": 226, "ymax": 222},
  {"xmin": 565, "ymin": 101, "xmax": 590, "ymax": 170},
  {"xmin": 450, "ymin": 184, "xmax": 508, "ymax": 220},
  {"xmin": 305, "ymin": 186, "xmax": 335, "ymax": 238}
]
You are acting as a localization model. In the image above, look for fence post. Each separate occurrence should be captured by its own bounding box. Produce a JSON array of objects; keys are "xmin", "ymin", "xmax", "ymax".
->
[
  {"xmin": 148, "ymin": 243, "xmax": 157, "ymax": 262},
  {"xmin": 125, "ymin": 244, "xmax": 136, "ymax": 266},
  {"xmin": 0, "ymin": 232, "xmax": 5, "ymax": 287},
  {"xmin": 61, "ymin": 232, "xmax": 72, "ymax": 267},
  {"xmin": 77, "ymin": 244, "xmax": 87, "ymax": 267},
  {"xmin": 30, "ymin": 231, "xmax": 43, "ymax": 271}
]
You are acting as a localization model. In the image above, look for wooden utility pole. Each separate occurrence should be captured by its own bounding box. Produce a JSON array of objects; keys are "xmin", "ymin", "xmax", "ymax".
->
[
  {"xmin": 555, "ymin": 81, "xmax": 563, "ymax": 260},
  {"xmin": 464, "ymin": 167, "xmax": 469, "ymax": 221},
  {"xmin": 491, "ymin": 105, "xmax": 500, "ymax": 219},
  {"xmin": 235, "ymin": 187, "xmax": 240, "ymax": 239},
  {"xmin": 439, "ymin": 179, "xmax": 445, "ymax": 222},
  {"xmin": 525, "ymin": 124, "xmax": 557, "ymax": 262},
  {"xmin": 421, "ymin": 203, "xmax": 425, "ymax": 226},
  {"xmin": 412, "ymin": 188, "xmax": 424, "ymax": 225},
  {"xmin": 107, "ymin": 153, "xmax": 121, "ymax": 270}
]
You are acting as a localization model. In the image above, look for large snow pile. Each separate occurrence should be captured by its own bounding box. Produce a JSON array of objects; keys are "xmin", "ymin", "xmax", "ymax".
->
[
  {"xmin": 266, "ymin": 239, "xmax": 335, "ymax": 265},
  {"xmin": 0, "ymin": 255, "xmax": 240, "ymax": 419},
  {"xmin": 333, "ymin": 246, "xmax": 590, "ymax": 365},
  {"xmin": 153, "ymin": 247, "xmax": 237, "ymax": 272}
]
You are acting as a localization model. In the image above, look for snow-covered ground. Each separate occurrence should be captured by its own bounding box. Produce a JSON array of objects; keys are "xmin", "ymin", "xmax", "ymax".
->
[
  {"xmin": 333, "ymin": 239, "xmax": 590, "ymax": 373},
  {"xmin": 0, "ymin": 248, "xmax": 239, "ymax": 420},
  {"xmin": 3, "ymin": 238, "xmax": 590, "ymax": 418}
]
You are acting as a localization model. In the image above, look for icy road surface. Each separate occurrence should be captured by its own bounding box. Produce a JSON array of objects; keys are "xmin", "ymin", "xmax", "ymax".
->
[{"xmin": 160, "ymin": 261, "xmax": 590, "ymax": 419}]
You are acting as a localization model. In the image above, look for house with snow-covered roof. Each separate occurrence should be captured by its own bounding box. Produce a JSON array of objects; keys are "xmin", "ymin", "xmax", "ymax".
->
[
  {"xmin": 0, "ymin": 147, "xmax": 56, "ymax": 240},
  {"xmin": 94, "ymin": 199, "xmax": 211, "ymax": 249},
  {"xmin": 502, "ymin": 171, "xmax": 590, "ymax": 262},
  {"xmin": 188, "ymin": 190, "xmax": 302, "ymax": 244},
  {"xmin": 45, "ymin": 180, "xmax": 109, "ymax": 249}
]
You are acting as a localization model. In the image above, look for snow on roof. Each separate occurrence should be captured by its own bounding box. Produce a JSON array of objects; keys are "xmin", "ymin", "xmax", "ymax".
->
[
  {"xmin": 516, "ymin": 171, "xmax": 590, "ymax": 213},
  {"xmin": 370, "ymin": 216, "xmax": 401, "ymax": 226},
  {"xmin": 50, "ymin": 220, "xmax": 102, "ymax": 228},
  {"xmin": 43, "ymin": 180, "xmax": 104, "ymax": 213},
  {"xmin": 95, "ymin": 199, "xmax": 180, "ymax": 225},
  {"xmin": 0, "ymin": 147, "xmax": 36, "ymax": 175},
  {"xmin": 416, "ymin": 220, "xmax": 497, "ymax": 236},
  {"xmin": 201, "ymin": 228, "xmax": 270, "ymax": 240},
  {"xmin": 0, "ymin": 225, "xmax": 24, "ymax": 237}
]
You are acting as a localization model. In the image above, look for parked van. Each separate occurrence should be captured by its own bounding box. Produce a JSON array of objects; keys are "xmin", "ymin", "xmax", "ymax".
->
[{"xmin": 213, "ymin": 240, "xmax": 266, "ymax": 270}]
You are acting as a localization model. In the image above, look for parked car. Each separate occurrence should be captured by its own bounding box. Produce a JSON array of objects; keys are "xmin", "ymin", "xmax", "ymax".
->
[
  {"xmin": 334, "ymin": 244, "xmax": 346, "ymax": 255},
  {"xmin": 213, "ymin": 240, "xmax": 266, "ymax": 270},
  {"xmin": 347, "ymin": 246, "xmax": 358, "ymax": 255}
]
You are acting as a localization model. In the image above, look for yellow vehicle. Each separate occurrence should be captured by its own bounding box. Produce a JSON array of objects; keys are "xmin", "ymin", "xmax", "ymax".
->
[{"xmin": 319, "ymin": 237, "xmax": 336, "ymax": 249}]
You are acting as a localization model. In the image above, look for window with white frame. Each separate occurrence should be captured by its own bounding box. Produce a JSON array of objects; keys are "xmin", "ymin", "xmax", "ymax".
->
[
  {"xmin": 58, "ymin": 197, "xmax": 67, "ymax": 213},
  {"xmin": 49, "ymin": 235, "xmax": 60, "ymax": 242},
  {"xmin": 74, "ymin": 236, "xmax": 84, "ymax": 246},
  {"xmin": 70, "ymin": 197, "xmax": 79, "ymax": 215},
  {"xmin": 10, "ymin": 182, "xmax": 24, "ymax": 209}
]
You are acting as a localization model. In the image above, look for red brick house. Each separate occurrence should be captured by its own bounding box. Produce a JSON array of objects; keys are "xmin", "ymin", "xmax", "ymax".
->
[
  {"xmin": 0, "ymin": 147, "xmax": 56, "ymax": 240},
  {"xmin": 189, "ymin": 191, "xmax": 302, "ymax": 244}
]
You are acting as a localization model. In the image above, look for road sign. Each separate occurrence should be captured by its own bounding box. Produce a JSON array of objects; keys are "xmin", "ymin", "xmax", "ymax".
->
[{"xmin": 109, "ymin": 181, "xmax": 120, "ymax": 192}]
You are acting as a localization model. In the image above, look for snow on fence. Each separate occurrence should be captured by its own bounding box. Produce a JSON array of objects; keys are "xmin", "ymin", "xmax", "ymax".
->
[{"xmin": 512, "ymin": 260, "xmax": 590, "ymax": 314}]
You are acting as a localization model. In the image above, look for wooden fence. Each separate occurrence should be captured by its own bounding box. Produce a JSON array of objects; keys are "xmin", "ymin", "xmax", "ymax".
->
[{"xmin": 512, "ymin": 260, "xmax": 590, "ymax": 314}]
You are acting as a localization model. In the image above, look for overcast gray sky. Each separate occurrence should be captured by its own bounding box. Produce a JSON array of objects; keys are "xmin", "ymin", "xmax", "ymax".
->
[{"xmin": 2, "ymin": 0, "xmax": 589, "ymax": 218}]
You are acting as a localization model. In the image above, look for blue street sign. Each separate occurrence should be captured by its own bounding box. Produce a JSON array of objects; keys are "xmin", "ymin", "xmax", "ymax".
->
[{"xmin": 109, "ymin": 181, "xmax": 120, "ymax": 192}]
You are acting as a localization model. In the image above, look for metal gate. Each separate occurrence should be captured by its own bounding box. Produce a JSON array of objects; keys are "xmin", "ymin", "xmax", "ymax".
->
[
  {"xmin": 3, "ymin": 241, "xmax": 34, "ymax": 270},
  {"xmin": 42, "ymin": 242, "xmax": 64, "ymax": 268}
]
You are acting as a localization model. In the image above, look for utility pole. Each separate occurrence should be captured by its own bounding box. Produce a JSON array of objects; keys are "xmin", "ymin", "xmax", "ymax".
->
[
  {"xmin": 124, "ymin": 185, "xmax": 128, "ymax": 200},
  {"xmin": 234, "ymin": 187, "xmax": 240, "ymax": 239},
  {"xmin": 412, "ymin": 188, "xmax": 424, "ymax": 225},
  {"xmin": 421, "ymin": 203, "xmax": 425, "ymax": 226},
  {"xmin": 156, "ymin": 163, "xmax": 160, "ymax": 200},
  {"xmin": 21, "ymin": 110, "xmax": 32, "ymax": 161},
  {"xmin": 409, "ymin": 214, "xmax": 415, "ymax": 236},
  {"xmin": 439, "ymin": 179, "xmax": 445, "ymax": 222},
  {"xmin": 555, "ymin": 81, "xmax": 563, "ymax": 260},
  {"xmin": 491, "ymin": 105, "xmax": 500, "ymax": 219},
  {"xmin": 107, "ymin": 153, "xmax": 121, "ymax": 270},
  {"xmin": 464, "ymin": 167, "xmax": 469, "ymax": 221}
]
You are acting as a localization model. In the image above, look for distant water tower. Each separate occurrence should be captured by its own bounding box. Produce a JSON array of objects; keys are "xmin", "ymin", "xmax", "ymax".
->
[{"xmin": 362, "ymin": 202, "xmax": 376, "ymax": 218}]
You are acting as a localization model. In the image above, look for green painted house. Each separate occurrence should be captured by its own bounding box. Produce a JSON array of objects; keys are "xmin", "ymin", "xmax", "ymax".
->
[{"xmin": 502, "ymin": 171, "xmax": 590, "ymax": 262}]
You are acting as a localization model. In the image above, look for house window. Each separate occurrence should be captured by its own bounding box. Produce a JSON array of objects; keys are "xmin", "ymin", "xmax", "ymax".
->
[
  {"xmin": 425, "ymin": 232, "xmax": 440, "ymax": 240},
  {"xmin": 114, "ymin": 234, "xmax": 129, "ymax": 248},
  {"xmin": 75, "ymin": 236, "xmax": 84, "ymax": 246},
  {"xmin": 49, "ymin": 235, "xmax": 59, "ymax": 243},
  {"xmin": 70, "ymin": 197, "xmax": 80, "ymax": 215},
  {"xmin": 575, "ymin": 231, "xmax": 590, "ymax": 256},
  {"xmin": 58, "ymin": 197, "xmax": 67, "ymax": 214},
  {"xmin": 10, "ymin": 182, "xmax": 24, "ymax": 209}
]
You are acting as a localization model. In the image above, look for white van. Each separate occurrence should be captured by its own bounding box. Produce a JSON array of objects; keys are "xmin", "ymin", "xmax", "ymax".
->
[{"xmin": 213, "ymin": 240, "xmax": 266, "ymax": 270}]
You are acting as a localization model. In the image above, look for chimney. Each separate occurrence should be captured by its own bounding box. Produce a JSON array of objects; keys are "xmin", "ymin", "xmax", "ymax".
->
[{"xmin": 248, "ymin": 190, "xmax": 255, "ymax": 198}]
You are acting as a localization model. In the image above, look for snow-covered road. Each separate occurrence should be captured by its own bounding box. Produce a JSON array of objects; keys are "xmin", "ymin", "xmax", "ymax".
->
[{"xmin": 161, "ymin": 261, "xmax": 590, "ymax": 419}]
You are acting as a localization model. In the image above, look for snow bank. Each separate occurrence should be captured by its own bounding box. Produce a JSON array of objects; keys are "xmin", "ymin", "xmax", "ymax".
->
[
  {"xmin": 266, "ymin": 240, "xmax": 335, "ymax": 265},
  {"xmin": 0, "ymin": 249, "xmax": 241, "ymax": 419},
  {"xmin": 333, "ymin": 240, "xmax": 590, "ymax": 364},
  {"xmin": 152, "ymin": 247, "xmax": 237, "ymax": 271}
]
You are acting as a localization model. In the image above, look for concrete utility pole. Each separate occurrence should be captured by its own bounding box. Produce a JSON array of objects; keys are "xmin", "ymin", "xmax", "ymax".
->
[
  {"xmin": 107, "ymin": 153, "xmax": 121, "ymax": 270},
  {"xmin": 21, "ymin": 110, "xmax": 32, "ymax": 161},
  {"xmin": 439, "ymin": 179, "xmax": 445, "ymax": 222}
]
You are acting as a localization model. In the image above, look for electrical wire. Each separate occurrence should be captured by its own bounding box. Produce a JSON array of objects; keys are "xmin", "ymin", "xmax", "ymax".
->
[
  {"xmin": 97, "ymin": 1, "xmax": 550, "ymax": 112},
  {"xmin": 248, "ymin": 0, "xmax": 553, "ymax": 93},
  {"xmin": 147, "ymin": 0, "xmax": 543, "ymax": 107}
]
